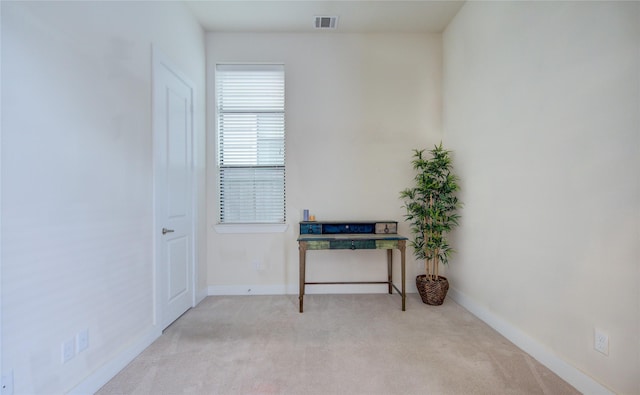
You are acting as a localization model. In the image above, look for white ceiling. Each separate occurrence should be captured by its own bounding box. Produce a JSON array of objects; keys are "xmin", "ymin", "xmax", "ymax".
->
[{"xmin": 183, "ymin": 1, "xmax": 465, "ymax": 34}]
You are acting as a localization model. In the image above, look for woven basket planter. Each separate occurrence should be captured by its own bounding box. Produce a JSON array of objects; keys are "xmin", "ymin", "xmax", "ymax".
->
[{"xmin": 416, "ymin": 275, "xmax": 449, "ymax": 305}]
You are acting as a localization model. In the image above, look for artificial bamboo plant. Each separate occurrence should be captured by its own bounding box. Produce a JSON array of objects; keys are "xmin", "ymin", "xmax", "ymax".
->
[{"xmin": 400, "ymin": 143, "xmax": 461, "ymax": 281}]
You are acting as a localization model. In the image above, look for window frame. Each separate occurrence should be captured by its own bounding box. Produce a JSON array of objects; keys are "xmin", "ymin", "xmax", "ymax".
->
[{"xmin": 214, "ymin": 63, "xmax": 287, "ymax": 231}]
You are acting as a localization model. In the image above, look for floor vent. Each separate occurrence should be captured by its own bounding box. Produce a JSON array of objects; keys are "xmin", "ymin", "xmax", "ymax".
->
[{"xmin": 314, "ymin": 16, "xmax": 338, "ymax": 29}]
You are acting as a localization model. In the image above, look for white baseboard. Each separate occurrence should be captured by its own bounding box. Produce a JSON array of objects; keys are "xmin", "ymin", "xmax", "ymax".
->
[
  {"xmin": 447, "ymin": 287, "xmax": 613, "ymax": 395},
  {"xmin": 207, "ymin": 283, "xmax": 403, "ymax": 296},
  {"xmin": 208, "ymin": 284, "xmax": 290, "ymax": 295},
  {"xmin": 67, "ymin": 326, "xmax": 162, "ymax": 395}
]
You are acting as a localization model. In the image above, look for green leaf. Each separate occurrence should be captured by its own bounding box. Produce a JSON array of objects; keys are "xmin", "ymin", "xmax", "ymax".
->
[{"xmin": 399, "ymin": 144, "xmax": 462, "ymax": 268}]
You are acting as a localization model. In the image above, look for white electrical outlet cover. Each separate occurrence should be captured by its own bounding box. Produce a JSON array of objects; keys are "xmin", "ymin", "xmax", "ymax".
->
[
  {"xmin": 77, "ymin": 329, "xmax": 89, "ymax": 352},
  {"xmin": 62, "ymin": 338, "xmax": 76, "ymax": 363},
  {"xmin": 594, "ymin": 329, "xmax": 609, "ymax": 355}
]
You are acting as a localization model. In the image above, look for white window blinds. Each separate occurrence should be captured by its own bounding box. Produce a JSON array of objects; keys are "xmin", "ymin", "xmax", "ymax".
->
[{"xmin": 216, "ymin": 64, "xmax": 286, "ymax": 224}]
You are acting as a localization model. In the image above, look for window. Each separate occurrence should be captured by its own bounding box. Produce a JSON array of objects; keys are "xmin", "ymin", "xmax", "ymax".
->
[{"xmin": 216, "ymin": 64, "xmax": 286, "ymax": 224}]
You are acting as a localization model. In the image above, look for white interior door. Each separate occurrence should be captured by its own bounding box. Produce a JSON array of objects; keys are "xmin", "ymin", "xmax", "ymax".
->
[{"xmin": 153, "ymin": 49, "xmax": 195, "ymax": 330}]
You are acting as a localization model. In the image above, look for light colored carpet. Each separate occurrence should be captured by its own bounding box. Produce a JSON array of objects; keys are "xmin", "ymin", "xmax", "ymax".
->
[{"xmin": 97, "ymin": 294, "xmax": 579, "ymax": 395}]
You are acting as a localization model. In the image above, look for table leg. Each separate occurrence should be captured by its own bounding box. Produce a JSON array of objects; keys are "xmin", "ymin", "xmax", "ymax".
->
[
  {"xmin": 387, "ymin": 249, "xmax": 393, "ymax": 294},
  {"xmin": 299, "ymin": 241, "xmax": 307, "ymax": 313},
  {"xmin": 399, "ymin": 240, "xmax": 406, "ymax": 311}
]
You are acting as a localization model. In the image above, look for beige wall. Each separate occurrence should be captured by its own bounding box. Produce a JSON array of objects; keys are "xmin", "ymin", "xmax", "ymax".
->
[
  {"xmin": 206, "ymin": 33, "xmax": 442, "ymax": 295},
  {"xmin": 5, "ymin": 2, "xmax": 637, "ymax": 393},
  {"xmin": 442, "ymin": 2, "xmax": 640, "ymax": 393},
  {"xmin": 1, "ymin": 1, "xmax": 205, "ymax": 393}
]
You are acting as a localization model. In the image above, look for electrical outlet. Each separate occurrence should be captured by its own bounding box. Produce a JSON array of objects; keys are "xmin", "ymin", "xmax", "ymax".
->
[
  {"xmin": 253, "ymin": 260, "xmax": 266, "ymax": 271},
  {"xmin": 61, "ymin": 338, "xmax": 76, "ymax": 363},
  {"xmin": 594, "ymin": 329, "xmax": 609, "ymax": 355},
  {"xmin": 77, "ymin": 329, "xmax": 89, "ymax": 353},
  {"xmin": 1, "ymin": 369, "xmax": 14, "ymax": 395}
]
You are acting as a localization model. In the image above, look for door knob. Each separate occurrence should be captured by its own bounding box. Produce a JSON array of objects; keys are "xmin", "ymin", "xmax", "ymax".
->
[{"xmin": 162, "ymin": 228, "xmax": 175, "ymax": 235}]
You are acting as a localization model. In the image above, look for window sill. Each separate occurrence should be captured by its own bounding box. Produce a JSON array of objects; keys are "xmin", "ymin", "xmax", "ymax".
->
[{"xmin": 214, "ymin": 223, "xmax": 289, "ymax": 234}]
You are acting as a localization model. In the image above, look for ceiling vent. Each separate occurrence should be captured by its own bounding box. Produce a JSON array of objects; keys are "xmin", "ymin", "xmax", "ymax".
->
[{"xmin": 314, "ymin": 16, "xmax": 338, "ymax": 30}]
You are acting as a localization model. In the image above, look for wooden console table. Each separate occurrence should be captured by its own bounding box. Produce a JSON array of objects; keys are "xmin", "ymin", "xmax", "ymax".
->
[{"xmin": 297, "ymin": 221, "xmax": 407, "ymax": 313}]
